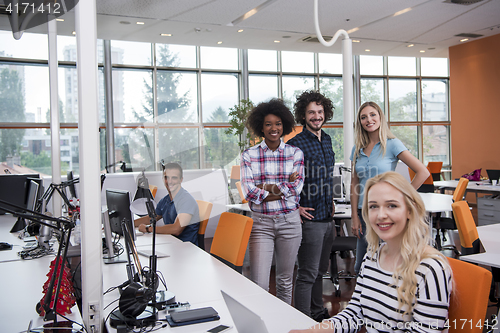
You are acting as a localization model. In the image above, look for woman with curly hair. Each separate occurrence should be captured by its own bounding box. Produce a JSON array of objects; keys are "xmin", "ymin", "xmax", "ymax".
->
[
  {"xmin": 350, "ymin": 101, "xmax": 429, "ymax": 274},
  {"xmin": 290, "ymin": 171, "xmax": 453, "ymax": 332},
  {"xmin": 240, "ymin": 98, "xmax": 305, "ymax": 305}
]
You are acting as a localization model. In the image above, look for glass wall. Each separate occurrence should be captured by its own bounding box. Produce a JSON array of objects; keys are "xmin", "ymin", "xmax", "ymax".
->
[{"xmin": 0, "ymin": 31, "xmax": 451, "ymax": 177}]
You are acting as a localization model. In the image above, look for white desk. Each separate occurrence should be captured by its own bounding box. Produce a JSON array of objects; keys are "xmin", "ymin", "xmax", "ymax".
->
[
  {"xmin": 226, "ymin": 202, "xmax": 251, "ymax": 213},
  {"xmin": 0, "ymin": 215, "xmax": 83, "ymax": 332},
  {"xmin": 104, "ymin": 237, "xmax": 316, "ymax": 332},
  {"xmin": 418, "ymin": 192, "xmax": 453, "ymax": 214},
  {"xmin": 435, "ymin": 180, "xmax": 500, "ymax": 195}
]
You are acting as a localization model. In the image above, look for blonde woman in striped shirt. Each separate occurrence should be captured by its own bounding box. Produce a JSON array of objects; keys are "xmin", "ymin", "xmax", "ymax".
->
[{"xmin": 290, "ymin": 171, "xmax": 452, "ymax": 332}]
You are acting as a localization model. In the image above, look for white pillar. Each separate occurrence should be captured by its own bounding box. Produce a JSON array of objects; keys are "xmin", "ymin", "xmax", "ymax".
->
[
  {"xmin": 342, "ymin": 38, "xmax": 354, "ymax": 199},
  {"xmin": 75, "ymin": 1, "xmax": 103, "ymax": 332},
  {"xmin": 47, "ymin": 17, "xmax": 61, "ymax": 216}
]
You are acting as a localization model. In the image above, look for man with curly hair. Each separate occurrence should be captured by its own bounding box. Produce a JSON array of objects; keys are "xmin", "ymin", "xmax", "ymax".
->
[
  {"xmin": 240, "ymin": 98, "xmax": 304, "ymax": 305},
  {"xmin": 287, "ymin": 90, "xmax": 336, "ymax": 321}
]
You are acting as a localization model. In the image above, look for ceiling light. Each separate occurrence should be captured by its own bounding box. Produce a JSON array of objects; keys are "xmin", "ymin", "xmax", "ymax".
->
[
  {"xmin": 160, "ymin": 33, "xmax": 172, "ymax": 37},
  {"xmin": 347, "ymin": 27, "xmax": 359, "ymax": 34},
  {"xmin": 460, "ymin": 38, "xmax": 469, "ymax": 42},
  {"xmin": 420, "ymin": 50, "xmax": 425, "ymax": 53},
  {"xmin": 365, "ymin": 49, "xmax": 370, "ymax": 52},
  {"xmin": 217, "ymin": 41, "xmax": 223, "ymax": 44},
  {"xmin": 136, "ymin": 22, "xmax": 145, "ymax": 25},
  {"xmin": 56, "ymin": 18, "xmax": 64, "ymax": 22},
  {"xmin": 352, "ymin": 40, "xmax": 360, "ymax": 43},
  {"xmin": 237, "ymin": 29, "xmax": 244, "ymax": 33},
  {"xmin": 407, "ymin": 44, "xmax": 414, "ymax": 47},
  {"xmin": 231, "ymin": 0, "xmax": 278, "ymax": 25},
  {"xmin": 72, "ymin": 31, "xmax": 76, "ymax": 35},
  {"xmin": 274, "ymin": 40, "xmax": 280, "ymax": 43},
  {"xmin": 393, "ymin": 7, "xmax": 412, "ymax": 16}
]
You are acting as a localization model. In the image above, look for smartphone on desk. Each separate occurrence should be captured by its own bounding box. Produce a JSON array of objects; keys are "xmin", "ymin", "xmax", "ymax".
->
[{"xmin": 208, "ymin": 324, "xmax": 232, "ymax": 333}]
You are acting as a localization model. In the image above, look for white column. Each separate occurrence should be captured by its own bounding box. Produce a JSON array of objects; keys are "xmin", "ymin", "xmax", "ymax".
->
[
  {"xmin": 342, "ymin": 38, "xmax": 354, "ymax": 199},
  {"xmin": 75, "ymin": 1, "xmax": 103, "ymax": 332},
  {"xmin": 47, "ymin": 17, "xmax": 61, "ymax": 216}
]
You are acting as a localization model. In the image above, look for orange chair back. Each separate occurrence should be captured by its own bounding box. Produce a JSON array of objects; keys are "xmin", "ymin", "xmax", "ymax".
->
[
  {"xmin": 447, "ymin": 257, "xmax": 492, "ymax": 333},
  {"xmin": 427, "ymin": 161, "xmax": 443, "ymax": 182},
  {"xmin": 453, "ymin": 178, "xmax": 469, "ymax": 203},
  {"xmin": 230, "ymin": 165, "xmax": 240, "ymax": 180},
  {"xmin": 235, "ymin": 181, "xmax": 248, "ymax": 204},
  {"xmin": 451, "ymin": 201, "xmax": 479, "ymax": 249},
  {"xmin": 196, "ymin": 200, "xmax": 213, "ymax": 250},
  {"xmin": 408, "ymin": 167, "xmax": 433, "ymax": 185},
  {"xmin": 210, "ymin": 212, "xmax": 253, "ymax": 272},
  {"xmin": 149, "ymin": 185, "xmax": 158, "ymax": 198},
  {"xmin": 427, "ymin": 161, "xmax": 443, "ymax": 174}
]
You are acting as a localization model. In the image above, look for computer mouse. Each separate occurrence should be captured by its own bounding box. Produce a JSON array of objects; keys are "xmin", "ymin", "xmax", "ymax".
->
[{"xmin": 0, "ymin": 242, "xmax": 13, "ymax": 251}]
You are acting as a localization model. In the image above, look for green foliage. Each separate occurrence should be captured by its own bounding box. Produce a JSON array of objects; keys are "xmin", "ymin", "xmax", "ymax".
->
[
  {"xmin": 225, "ymin": 99, "xmax": 259, "ymax": 152},
  {"xmin": 204, "ymin": 107, "xmax": 239, "ymax": 167},
  {"xmin": 0, "ymin": 68, "xmax": 25, "ymax": 161}
]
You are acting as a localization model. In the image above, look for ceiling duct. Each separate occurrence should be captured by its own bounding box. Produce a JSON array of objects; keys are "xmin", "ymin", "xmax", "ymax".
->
[
  {"xmin": 455, "ymin": 33, "xmax": 484, "ymax": 38},
  {"xmin": 443, "ymin": 0, "xmax": 484, "ymax": 5},
  {"xmin": 301, "ymin": 35, "xmax": 333, "ymax": 43}
]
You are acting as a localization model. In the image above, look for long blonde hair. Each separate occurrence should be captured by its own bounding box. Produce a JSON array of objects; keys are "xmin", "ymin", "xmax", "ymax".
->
[
  {"xmin": 352, "ymin": 102, "xmax": 395, "ymax": 168},
  {"xmin": 362, "ymin": 171, "xmax": 451, "ymax": 316}
]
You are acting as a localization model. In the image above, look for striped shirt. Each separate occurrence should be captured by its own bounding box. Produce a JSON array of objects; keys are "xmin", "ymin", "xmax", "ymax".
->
[
  {"xmin": 240, "ymin": 140, "xmax": 304, "ymax": 215},
  {"xmin": 327, "ymin": 245, "xmax": 452, "ymax": 333}
]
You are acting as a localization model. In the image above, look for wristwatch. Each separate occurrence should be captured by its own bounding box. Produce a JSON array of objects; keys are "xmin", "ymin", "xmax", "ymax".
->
[{"xmin": 145, "ymin": 224, "xmax": 151, "ymax": 233}]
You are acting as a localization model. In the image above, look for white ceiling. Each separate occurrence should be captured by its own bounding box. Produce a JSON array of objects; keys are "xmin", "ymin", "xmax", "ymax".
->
[{"xmin": 1, "ymin": 0, "xmax": 500, "ymax": 57}]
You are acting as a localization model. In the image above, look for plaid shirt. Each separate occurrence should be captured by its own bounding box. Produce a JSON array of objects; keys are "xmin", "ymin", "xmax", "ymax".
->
[
  {"xmin": 240, "ymin": 140, "xmax": 304, "ymax": 215},
  {"xmin": 287, "ymin": 127, "xmax": 335, "ymax": 221}
]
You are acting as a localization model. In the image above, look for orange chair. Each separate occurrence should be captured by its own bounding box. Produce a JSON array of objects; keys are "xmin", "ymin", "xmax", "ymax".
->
[
  {"xmin": 440, "ymin": 178, "xmax": 470, "ymax": 253},
  {"xmin": 447, "ymin": 257, "xmax": 492, "ymax": 333},
  {"xmin": 235, "ymin": 181, "xmax": 248, "ymax": 204},
  {"xmin": 452, "ymin": 177, "xmax": 469, "ymax": 203},
  {"xmin": 196, "ymin": 200, "xmax": 213, "ymax": 251},
  {"xmin": 408, "ymin": 167, "xmax": 434, "ymax": 192},
  {"xmin": 427, "ymin": 161, "xmax": 443, "ymax": 182},
  {"xmin": 210, "ymin": 212, "xmax": 253, "ymax": 273},
  {"xmin": 230, "ymin": 165, "xmax": 240, "ymax": 189},
  {"xmin": 451, "ymin": 200, "xmax": 480, "ymax": 255},
  {"xmin": 149, "ymin": 185, "xmax": 158, "ymax": 198}
]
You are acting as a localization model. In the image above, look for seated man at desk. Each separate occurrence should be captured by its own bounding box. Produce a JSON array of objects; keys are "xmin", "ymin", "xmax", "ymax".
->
[{"xmin": 135, "ymin": 162, "xmax": 200, "ymax": 245}]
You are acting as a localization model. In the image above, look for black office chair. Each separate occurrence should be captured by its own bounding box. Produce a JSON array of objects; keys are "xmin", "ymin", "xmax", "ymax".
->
[{"xmin": 328, "ymin": 220, "xmax": 357, "ymax": 297}]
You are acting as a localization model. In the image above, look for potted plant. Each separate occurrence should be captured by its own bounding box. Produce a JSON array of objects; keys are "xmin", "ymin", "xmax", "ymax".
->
[{"xmin": 225, "ymin": 99, "xmax": 260, "ymax": 152}]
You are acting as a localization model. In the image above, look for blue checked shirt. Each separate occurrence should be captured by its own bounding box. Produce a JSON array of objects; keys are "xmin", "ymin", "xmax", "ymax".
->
[
  {"xmin": 240, "ymin": 140, "xmax": 304, "ymax": 215},
  {"xmin": 287, "ymin": 127, "xmax": 336, "ymax": 221}
]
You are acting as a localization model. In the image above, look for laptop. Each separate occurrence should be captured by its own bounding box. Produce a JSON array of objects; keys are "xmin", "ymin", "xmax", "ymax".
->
[
  {"xmin": 486, "ymin": 169, "xmax": 500, "ymax": 183},
  {"xmin": 221, "ymin": 290, "xmax": 269, "ymax": 333}
]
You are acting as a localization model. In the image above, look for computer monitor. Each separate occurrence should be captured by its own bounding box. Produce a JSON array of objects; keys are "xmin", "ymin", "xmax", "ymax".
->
[
  {"xmin": 67, "ymin": 171, "xmax": 77, "ymax": 199},
  {"xmin": 26, "ymin": 180, "xmax": 39, "ymax": 212},
  {"xmin": 106, "ymin": 189, "xmax": 135, "ymax": 240},
  {"xmin": 486, "ymin": 169, "xmax": 500, "ymax": 183},
  {"xmin": 0, "ymin": 174, "xmax": 39, "ymax": 215},
  {"xmin": 332, "ymin": 175, "xmax": 344, "ymax": 201}
]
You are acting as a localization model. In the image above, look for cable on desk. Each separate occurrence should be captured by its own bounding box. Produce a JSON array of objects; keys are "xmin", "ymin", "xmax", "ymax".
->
[
  {"xmin": 18, "ymin": 244, "xmax": 54, "ymax": 260},
  {"xmin": 53, "ymin": 311, "xmax": 88, "ymax": 333}
]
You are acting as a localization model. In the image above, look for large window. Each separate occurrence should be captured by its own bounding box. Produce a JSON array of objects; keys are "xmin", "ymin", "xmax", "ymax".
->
[
  {"xmin": 360, "ymin": 55, "xmax": 451, "ymax": 165},
  {"xmin": 0, "ymin": 32, "xmax": 451, "ymax": 177}
]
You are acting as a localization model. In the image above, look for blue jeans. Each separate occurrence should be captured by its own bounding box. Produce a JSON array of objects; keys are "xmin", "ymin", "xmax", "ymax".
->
[
  {"xmin": 249, "ymin": 210, "xmax": 302, "ymax": 305},
  {"xmin": 294, "ymin": 220, "xmax": 334, "ymax": 318},
  {"xmin": 354, "ymin": 209, "xmax": 368, "ymax": 274}
]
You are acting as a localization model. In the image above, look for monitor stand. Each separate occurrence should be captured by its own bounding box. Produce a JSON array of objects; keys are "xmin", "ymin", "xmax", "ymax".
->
[{"xmin": 10, "ymin": 217, "xmax": 26, "ymax": 233}]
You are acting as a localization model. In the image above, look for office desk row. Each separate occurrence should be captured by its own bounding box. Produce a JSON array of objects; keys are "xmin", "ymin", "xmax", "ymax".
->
[
  {"xmin": 0, "ymin": 214, "xmax": 316, "ymax": 333},
  {"xmin": 103, "ymin": 237, "xmax": 316, "ymax": 332}
]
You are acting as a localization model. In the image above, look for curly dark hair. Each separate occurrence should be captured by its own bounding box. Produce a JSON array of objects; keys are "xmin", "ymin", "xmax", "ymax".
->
[
  {"xmin": 246, "ymin": 98, "xmax": 295, "ymax": 138},
  {"xmin": 293, "ymin": 90, "xmax": 334, "ymax": 125}
]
